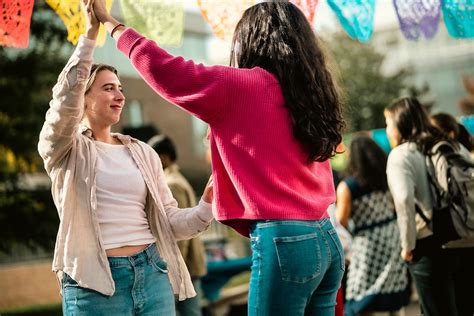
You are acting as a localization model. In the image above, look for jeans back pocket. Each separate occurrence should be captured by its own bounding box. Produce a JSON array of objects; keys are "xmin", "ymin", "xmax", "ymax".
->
[{"xmin": 274, "ymin": 232, "xmax": 321, "ymax": 283}]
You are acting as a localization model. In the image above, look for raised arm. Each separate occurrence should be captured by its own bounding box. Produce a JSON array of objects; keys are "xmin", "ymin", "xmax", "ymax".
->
[
  {"xmin": 38, "ymin": 0, "xmax": 98, "ymax": 174},
  {"xmin": 92, "ymin": 0, "xmax": 236, "ymax": 124}
]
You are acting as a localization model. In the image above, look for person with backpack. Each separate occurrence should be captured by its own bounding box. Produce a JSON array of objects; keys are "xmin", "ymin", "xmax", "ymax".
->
[
  {"xmin": 430, "ymin": 112, "xmax": 474, "ymax": 157},
  {"xmin": 384, "ymin": 97, "xmax": 474, "ymax": 316},
  {"xmin": 429, "ymin": 113, "xmax": 474, "ymax": 316}
]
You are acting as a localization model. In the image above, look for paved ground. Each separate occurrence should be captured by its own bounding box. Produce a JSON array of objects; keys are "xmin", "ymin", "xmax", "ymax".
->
[
  {"xmin": 405, "ymin": 302, "xmax": 422, "ymax": 316},
  {"xmin": 210, "ymin": 300, "xmax": 422, "ymax": 316}
]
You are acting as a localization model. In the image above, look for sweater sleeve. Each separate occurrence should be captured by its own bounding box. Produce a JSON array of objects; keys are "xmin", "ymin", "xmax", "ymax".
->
[
  {"xmin": 116, "ymin": 28, "xmax": 229, "ymax": 124},
  {"xmin": 387, "ymin": 150, "xmax": 418, "ymax": 252},
  {"xmin": 38, "ymin": 36, "xmax": 95, "ymax": 174}
]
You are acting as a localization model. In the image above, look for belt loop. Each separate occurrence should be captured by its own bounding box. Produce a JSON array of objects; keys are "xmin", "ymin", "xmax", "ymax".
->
[{"xmin": 145, "ymin": 243, "xmax": 154, "ymax": 264}]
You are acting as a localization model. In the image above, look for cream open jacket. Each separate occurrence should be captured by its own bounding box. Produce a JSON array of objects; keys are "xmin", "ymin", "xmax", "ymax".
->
[{"xmin": 37, "ymin": 36, "xmax": 213, "ymax": 300}]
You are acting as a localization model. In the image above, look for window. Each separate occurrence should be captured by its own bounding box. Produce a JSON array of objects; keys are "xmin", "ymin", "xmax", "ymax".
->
[{"xmin": 127, "ymin": 100, "xmax": 143, "ymax": 127}]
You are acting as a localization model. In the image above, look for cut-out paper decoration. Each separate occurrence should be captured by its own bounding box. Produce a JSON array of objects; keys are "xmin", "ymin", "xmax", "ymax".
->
[
  {"xmin": 45, "ymin": 0, "xmax": 113, "ymax": 46},
  {"xmin": 290, "ymin": 0, "xmax": 319, "ymax": 25},
  {"xmin": 119, "ymin": 0, "xmax": 183, "ymax": 47},
  {"xmin": 442, "ymin": 0, "xmax": 474, "ymax": 38},
  {"xmin": 198, "ymin": 0, "xmax": 256, "ymax": 41},
  {"xmin": 394, "ymin": 0, "xmax": 441, "ymax": 40},
  {"xmin": 327, "ymin": 0, "xmax": 377, "ymax": 42},
  {"xmin": 0, "ymin": 0, "xmax": 34, "ymax": 48}
]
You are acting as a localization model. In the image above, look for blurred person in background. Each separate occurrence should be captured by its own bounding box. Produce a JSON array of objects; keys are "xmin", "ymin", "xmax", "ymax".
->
[
  {"xmin": 429, "ymin": 112, "xmax": 474, "ymax": 316},
  {"xmin": 149, "ymin": 134, "xmax": 207, "ymax": 316},
  {"xmin": 384, "ymin": 97, "xmax": 474, "ymax": 316},
  {"xmin": 430, "ymin": 112, "xmax": 474, "ymax": 158},
  {"xmin": 336, "ymin": 135, "xmax": 409, "ymax": 316}
]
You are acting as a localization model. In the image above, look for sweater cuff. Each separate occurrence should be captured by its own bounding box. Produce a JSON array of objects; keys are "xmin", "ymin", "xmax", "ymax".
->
[
  {"xmin": 75, "ymin": 35, "xmax": 96, "ymax": 60},
  {"xmin": 196, "ymin": 199, "xmax": 213, "ymax": 223},
  {"xmin": 116, "ymin": 28, "xmax": 145, "ymax": 58}
]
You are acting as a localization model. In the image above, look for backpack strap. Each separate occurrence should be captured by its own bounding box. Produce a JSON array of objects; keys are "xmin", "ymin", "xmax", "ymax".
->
[
  {"xmin": 425, "ymin": 154, "xmax": 444, "ymax": 208},
  {"xmin": 431, "ymin": 141, "xmax": 455, "ymax": 155},
  {"xmin": 415, "ymin": 204, "xmax": 432, "ymax": 226}
]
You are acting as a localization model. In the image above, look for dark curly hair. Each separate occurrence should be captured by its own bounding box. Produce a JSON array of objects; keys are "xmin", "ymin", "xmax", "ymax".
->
[
  {"xmin": 230, "ymin": 2, "xmax": 344, "ymax": 162},
  {"xmin": 385, "ymin": 97, "xmax": 446, "ymax": 155},
  {"xmin": 347, "ymin": 134, "xmax": 388, "ymax": 191}
]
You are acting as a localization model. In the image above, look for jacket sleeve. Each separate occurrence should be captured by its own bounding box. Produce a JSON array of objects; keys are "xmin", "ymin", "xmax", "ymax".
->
[
  {"xmin": 387, "ymin": 151, "xmax": 418, "ymax": 252},
  {"xmin": 163, "ymin": 189, "xmax": 214, "ymax": 241},
  {"xmin": 37, "ymin": 36, "xmax": 95, "ymax": 174},
  {"xmin": 149, "ymin": 152, "xmax": 213, "ymax": 240}
]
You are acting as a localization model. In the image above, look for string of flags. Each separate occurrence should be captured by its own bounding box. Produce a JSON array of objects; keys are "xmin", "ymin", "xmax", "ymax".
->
[
  {"xmin": 119, "ymin": 0, "xmax": 184, "ymax": 47},
  {"xmin": 0, "ymin": 0, "xmax": 34, "ymax": 48},
  {"xmin": 0, "ymin": 0, "xmax": 472, "ymax": 49},
  {"xmin": 45, "ymin": 0, "xmax": 114, "ymax": 46}
]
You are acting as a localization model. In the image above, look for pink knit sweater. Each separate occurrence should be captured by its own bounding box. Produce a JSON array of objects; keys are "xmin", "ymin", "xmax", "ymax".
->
[{"xmin": 117, "ymin": 28, "xmax": 334, "ymax": 236}]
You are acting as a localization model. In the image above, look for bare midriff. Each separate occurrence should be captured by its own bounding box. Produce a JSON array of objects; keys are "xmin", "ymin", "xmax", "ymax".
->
[{"xmin": 106, "ymin": 244, "xmax": 150, "ymax": 257}]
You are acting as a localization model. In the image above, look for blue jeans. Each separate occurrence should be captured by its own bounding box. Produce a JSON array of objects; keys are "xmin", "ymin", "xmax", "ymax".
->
[
  {"xmin": 62, "ymin": 243, "xmax": 175, "ymax": 316},
  {"xmin": 248, "ymin": 219, "xmax": 345, "ymax": 316},
  {"xmin": 407, "ymin": 235, "xmax": 451, "ymax": 316},
  {"xmin": 408, "ymin": 236, "xmax": 474, "ymax": 316}
]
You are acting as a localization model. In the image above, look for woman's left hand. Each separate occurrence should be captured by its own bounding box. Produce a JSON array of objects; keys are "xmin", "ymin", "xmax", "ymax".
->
[
  {"xmin": 82, "ymin": 0, "xmax": 99, "ymax": 40},
  {"xmin": 202, "ymin": 175, "xmax": 213, "ymax": 204}
]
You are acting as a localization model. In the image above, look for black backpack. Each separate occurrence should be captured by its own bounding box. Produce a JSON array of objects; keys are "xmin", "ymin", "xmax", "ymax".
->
[{"xmin": 416, "ymin": 141, "xmax": 474, "ymax": 244}]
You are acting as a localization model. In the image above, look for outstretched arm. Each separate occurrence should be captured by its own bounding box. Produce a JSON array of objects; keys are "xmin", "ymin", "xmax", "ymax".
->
[
  {"xmin": 92, "ymin": 0, "xmax": 239, "ymax": 124},
  {"xmin": 165, "ymin": 176, "xmax": 214, "ymax": 240},
  {"xmin": 38, "ymin": 0, "xmax": 99, "ymax": 173}
]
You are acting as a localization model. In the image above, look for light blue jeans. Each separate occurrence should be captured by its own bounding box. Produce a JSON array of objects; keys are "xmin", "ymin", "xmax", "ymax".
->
[
  {"xmin": 62, "ymin": 243, "xmax": 175, "ymax": 316},
  {"xmin": 248, "ymin": 219, "xmax": 345, "ymax": 316}
]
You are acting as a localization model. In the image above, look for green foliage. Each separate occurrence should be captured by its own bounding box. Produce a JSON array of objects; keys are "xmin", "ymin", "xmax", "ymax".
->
[
  {"xmin": 0, "ymin": 2, "xmax": 69, "ymax": 255},
  {"xmin": 0, "ymin": 2, "xmax": 69, "ymax": 167},
  {"xmin": 1, "ymin": 303, "xmax": 62, "ymax": 316},
  {"xmin": 326, "ymin": 33, "xmax": 414, "ymax": 132}
]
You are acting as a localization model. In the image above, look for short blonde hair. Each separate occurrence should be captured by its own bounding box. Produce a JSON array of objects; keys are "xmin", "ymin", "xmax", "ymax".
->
[{"xmin": 85, "ymin": 64, "xmax": 119, "ymax": 94}]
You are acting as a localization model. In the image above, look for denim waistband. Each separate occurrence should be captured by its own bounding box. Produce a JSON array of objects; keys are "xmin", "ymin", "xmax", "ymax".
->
[
  {"xmin": 250, "ymin": 218, "xmax": 331, "ymax": 230},
  {"xmin": 107, "ymin": 243, "xmax": 157, "ymax": 267}
]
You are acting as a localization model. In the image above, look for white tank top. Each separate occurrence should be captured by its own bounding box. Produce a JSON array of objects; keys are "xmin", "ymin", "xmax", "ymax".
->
[{"xmin": 94, "ymin": 141, "xmax": 156, "ymax": 250}]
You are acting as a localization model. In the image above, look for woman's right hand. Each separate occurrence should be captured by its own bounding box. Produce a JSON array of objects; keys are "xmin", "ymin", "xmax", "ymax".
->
[
  {"xmin": 92, "ymin": 0, "xmax": 111, "ymax": 23},
  {"xmin": 82, "ymin": 0, "xmax": 99, "ymax": 40},
  {"xmin": 202, "ymin": 176, "xmax": 214, "ymax": 204}
]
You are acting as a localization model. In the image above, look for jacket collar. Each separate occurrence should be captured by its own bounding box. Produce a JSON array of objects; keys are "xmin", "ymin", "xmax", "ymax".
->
[{"xmin": 79, "ymin": 124, "xmax": 136, "ymax": 145}]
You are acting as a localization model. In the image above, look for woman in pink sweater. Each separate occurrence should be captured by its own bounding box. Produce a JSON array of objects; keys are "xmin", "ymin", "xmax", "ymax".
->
[{"xmin": 93, "ymin": 1, "xmax": 345, "ymax": 315}]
